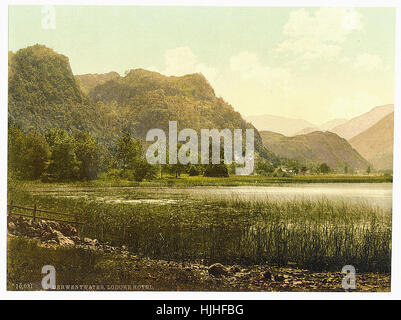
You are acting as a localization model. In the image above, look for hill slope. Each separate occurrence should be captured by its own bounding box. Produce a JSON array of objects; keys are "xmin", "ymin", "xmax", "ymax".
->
[
  {"xmin": 246, "ymin": 115, "xmax": 316, "ymax": 137},
  {"xmin": 319, "ymin": 118, "xmax": 348, "ymax": 131},
  {"xmin": 331, "ymin": 104, "xmax": 394, "ymax": 139},
  {"xmin": 349, "ymin": 112, "xmax": 394, "ymax": 170},
  {"xmin": 296, "ymin": 118, "xmax": 348, "ymax": 135},
  {"xmin": 75, "ymin": 72, "xmax": 120, "ymax": 94},
  {"xmin": 8, "ymin": 45, "xmax": 277, "ymax": 163},
  {"xmin": 260, "ymin": 130, "xmax": 370, "ymax": 170},
  {"xmin": 87, "ymin": 68, "xmax": 277, "ymax": 161},
  {"xmin": 8, "ymin": 45, "xmax": 116, "ymax": 142}
]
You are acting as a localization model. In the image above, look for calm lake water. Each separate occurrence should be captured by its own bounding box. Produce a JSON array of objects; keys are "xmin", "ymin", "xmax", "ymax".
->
[
  {"xmin": 156, "ymin": 183, "xmax": 393, "ymax": 209},
  {"xmin": 38, "ymin": 183, "xmax": 393, "ymax": 210}
]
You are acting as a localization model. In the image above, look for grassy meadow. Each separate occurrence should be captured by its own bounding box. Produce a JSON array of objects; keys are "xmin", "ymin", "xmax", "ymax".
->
[{"xmin": 8, "ymin": 176, "xmax": 392, "ymax": 274}]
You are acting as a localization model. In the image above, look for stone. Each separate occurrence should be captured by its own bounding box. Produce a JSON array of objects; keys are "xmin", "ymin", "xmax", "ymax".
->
[
  {"xmin": 262, "ymin": 271, "xmax": 273, "ymax": 281},
  {"xmin": 208, "ymin": 263, "xmax": 229, "ymax": 277},
  {"xmin": 7, "ymin": 222, "xmax": 16, "ymax": 231},
  {"xmin": 53, "ymin": 230, "xmax": 75, "ymax": 246}
]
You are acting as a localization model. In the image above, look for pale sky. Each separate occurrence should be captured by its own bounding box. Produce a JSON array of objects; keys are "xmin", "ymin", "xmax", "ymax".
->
[{"xmin": 9, "ymin": 6, "xmax": 395, "ymax": 125}]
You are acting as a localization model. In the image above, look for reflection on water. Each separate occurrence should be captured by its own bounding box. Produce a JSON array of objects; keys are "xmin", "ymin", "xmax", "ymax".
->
[
  {"xmin": 35, "ymin": 183, "xmax": 392, "ymax": 209},
  {"xmin": 159, "ymin": 183, "xmax": 393, "ymax": 209}
]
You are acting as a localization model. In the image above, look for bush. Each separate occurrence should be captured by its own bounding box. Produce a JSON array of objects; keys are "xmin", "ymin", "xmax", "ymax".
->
[
  {"xmin": 188, "ymin": 165, "xmax": 200, "ymax": 176},
  {"xmin": 203, "ymin": 164, "xmax": 229, "ymax": 177}
]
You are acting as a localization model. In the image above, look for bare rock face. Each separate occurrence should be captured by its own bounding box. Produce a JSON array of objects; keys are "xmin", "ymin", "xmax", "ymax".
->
[{"xmin": 208, "ymin": 263, "xmax": 229, "ymax": 277}]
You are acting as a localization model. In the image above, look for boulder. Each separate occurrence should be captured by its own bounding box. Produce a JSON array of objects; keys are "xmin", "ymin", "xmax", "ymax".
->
[
  {"xmin": 262, "ymin": 271, "xmax": 273, "ymax": 281},
  {"xmin": 208, "ymin": 263, "xmax": 229, "ymax": 277},
  {"xmin": 53, "ymin": 230, "xmax": 75, "ymax": 246}
]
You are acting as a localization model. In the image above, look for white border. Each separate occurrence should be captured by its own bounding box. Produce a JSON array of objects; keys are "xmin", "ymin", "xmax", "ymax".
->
[{"xmin": 1, "ymin": 0, "xmax": 400, "ymax": 300}]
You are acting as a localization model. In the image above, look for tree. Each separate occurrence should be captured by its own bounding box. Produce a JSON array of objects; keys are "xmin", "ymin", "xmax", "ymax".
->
[
  {"xmin": 116, "ymin": 132, "xmax": 156, "ymax": 181},
  {"xmin": 255, "ymin": 157, "xmax": 275, "ymax": 176},
  {"xmin": 8, "ymin": 127, "xmax": 50, "ymax": 180},
  {"xmin": 73, "ymin": 131, "xmax": 101, "ymax": 180},
  {"xmin": 45, "ymin": 129, "xmax": 79, "ymax": 181},
  {"xmin": 319, "ymin": 163, "xmax": 331, "ymax": 174},
  {"xmin": 203, "ymin": 164, "xmax": 229, "ymax": 177},
  {"xmin": 22, "ymin": 130, "xmax": 50, "ymax": 179},
  {"xmin": 367, "ymin": 166, "xmax": 371, "ymax": 175},
  {"xmin": 116, "ymin": 132, "xmax": 141, "ymax": 170},
  {"xmin": 8, "ymin": 126, "xmax": 26, "ymax": 178},
  {"xmin": 344, "ymin": 165, "xmax": 349, "ymax": 174},
  {"xmin": 202, "ymin": 142, "xmax": 229, "ymax": 177},
  {"xmin": 188, "ymin": 165, "xmax": 200, "ymax": 176},
  {"xmin": 132, "ymin": 159, "xmax": 158, "ymax": 181}
]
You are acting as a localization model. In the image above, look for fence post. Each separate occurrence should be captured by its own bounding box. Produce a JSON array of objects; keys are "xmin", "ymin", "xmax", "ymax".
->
[
  {"xmin": 122, "ymin": 225, "xmax": 126, "ymax": 244},
  {"xmin": 33, "ymin": 204, "xmax": 37, "ymax": 222},
  {"xmin": 74, "ymin": 213, "xmax": 80, "ymax": 238},
  {"xmin": 8, "ymin": 201, "xmax": 13, "ymax": 217}
]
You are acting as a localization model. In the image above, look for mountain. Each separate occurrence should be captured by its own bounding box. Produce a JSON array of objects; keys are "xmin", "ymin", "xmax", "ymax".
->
[
  {"xmin": 349, "ymin": 112, "xmax": 394, "ymax": 170},
  {"xmin": 88, "ymin": 68, "xmax": 277, "ymax": 161},
  {"xmin": 8, "ymin": 45, "xmax": 277, "ymax": 162},
  {"xmin": 8, "ymin": 45, "xmax": 118, "ymax": 145},
  {"xmin": 319, "ymin": 118, "xmax": 348, "ymax": 131},
  {"xmin": 75, "ymin": 72, "xmax": 120, "ymax": 94},
  {"xmin": 9, "ymin": 45, "xmax": 86, "ymax": 107},
  {"xmin": 260, "ymin": 130, "xmax": 370, "ymax": 170},
  {"xmin": 246, "ymin": 115, "xmax": 316, "ymax": 137},
  {"xmin": 295, "ymin": 127, "xmax": 319, "ymax": 135},
  {"xmin": 295, "ymin": 118, "xmax": 348, "ymax": 135},
  {"xmin": 330, "ymin": 104, "xmax": 394, "ymax": 139}
]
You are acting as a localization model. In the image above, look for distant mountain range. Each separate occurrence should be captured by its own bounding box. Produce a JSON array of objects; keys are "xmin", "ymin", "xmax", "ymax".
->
[
  {"xmin": 295, "ymin": 118, "xmax": 348, "ymax": 135},
  {"xmin": 249, "ymin": 104, "xmax": 394, "ymax": 171},
  {"xmin": 330, "ymin": 104, "xmax": 394, "ymax": 140},
  {"xmin": 246, "ymin": 115, "xmax": 316, "ymax": 136},
  {"xmin": 246, "ymin": 114, "xmax": 349, "ymax": 137},
  {"xmin": 260, "ymin": 130, "xmax": 370, "ymax": 170},
  {"xmin": 350, "ymin": 112, "xmax": 394, "ymax": 170}
]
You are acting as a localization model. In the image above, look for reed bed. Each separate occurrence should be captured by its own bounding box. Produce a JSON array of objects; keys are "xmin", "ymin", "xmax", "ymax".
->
[{"xmin": 8, "ymin": 183, "xmax": 391, "ymax": 272}]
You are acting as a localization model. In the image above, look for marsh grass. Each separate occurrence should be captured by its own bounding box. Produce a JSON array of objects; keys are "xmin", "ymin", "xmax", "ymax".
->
[{"xmin": 8, "ymin": 182, "xmax": 391, "ymax": 273}]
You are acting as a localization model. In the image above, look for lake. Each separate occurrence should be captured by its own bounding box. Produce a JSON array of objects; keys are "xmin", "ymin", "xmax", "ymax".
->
[
  {"xmin": 147, "ymin": 183, "xmax": 393, "ymax": 209},
  {"xmin": 35, "ymin": 183, "xmax": 393, "ymax": 210}
]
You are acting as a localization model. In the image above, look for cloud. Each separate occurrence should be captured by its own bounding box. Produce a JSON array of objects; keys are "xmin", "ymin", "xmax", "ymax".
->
[
  {"xmin": 149, "ymin": 47, "xmax": 218, "ymax": 84},
  {"xmin": 230, "ymin": 51, "xmax": 260, "ymax": 74},
  {"xmin": 354, "ymin": 53, "xmax": 383, "ymax": 71},
  {"xmin": 275, "ymin": 8, "xmax": 363, "ymax": 63},
  {"xmin": 229, "ymin": 51, "xmax": 291, "ymax": 89}
]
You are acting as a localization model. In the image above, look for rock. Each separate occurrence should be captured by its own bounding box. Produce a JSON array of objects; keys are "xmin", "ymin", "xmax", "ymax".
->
[
  {"xmin": 53, "ymin": 230, "xmax": 75, "ymax": 246},
  {"xmin": 42, "ymin": 231, "xmax": 56, "ymax": 241},
  {"xmin": 7, "ymin": 222, "xmax": 16, "ymax": 231},
  {"xmin": 262, "ymin": 271, "xmax": 273, "ymax": 281},
  {"xmin": 208, "ymin": 263, "xmax": 229, "ymax": 277}
]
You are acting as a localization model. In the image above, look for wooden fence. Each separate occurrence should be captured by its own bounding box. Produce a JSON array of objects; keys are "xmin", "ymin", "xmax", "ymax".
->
[{"xmin": 7, "ymin": 201, "xmax": 85, "ymax": 237}]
